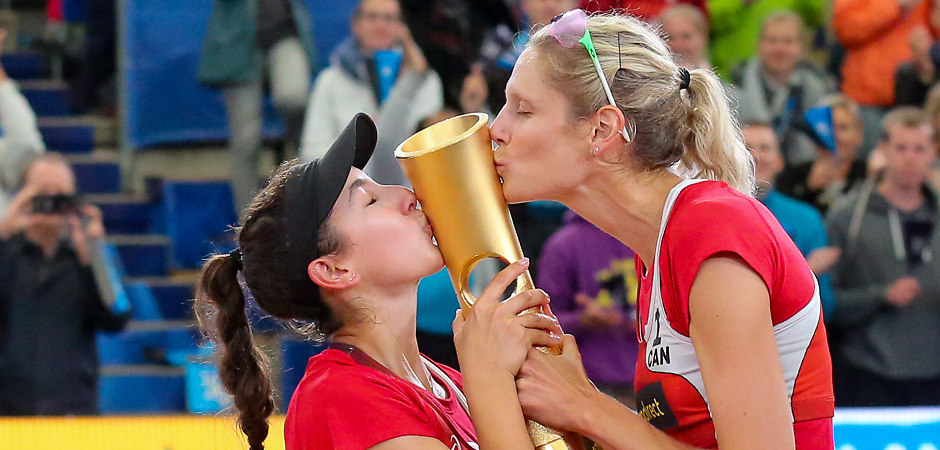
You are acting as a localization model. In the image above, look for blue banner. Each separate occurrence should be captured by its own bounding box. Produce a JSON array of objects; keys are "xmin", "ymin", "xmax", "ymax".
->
[{"xmin": 834, "ymin": 408, "xmax": 940, "ymax": 450}]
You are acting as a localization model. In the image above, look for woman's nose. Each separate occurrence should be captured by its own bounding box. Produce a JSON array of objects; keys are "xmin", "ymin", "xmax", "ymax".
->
[{"xmin": 490, "ymin": 108, "xmax": 510, "ymax": 147}]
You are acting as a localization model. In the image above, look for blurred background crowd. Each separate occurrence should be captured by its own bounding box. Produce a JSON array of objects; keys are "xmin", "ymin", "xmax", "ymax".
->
[{"xmin": 1, "ymin": 0, "xmax": 940, "ymax": 426}]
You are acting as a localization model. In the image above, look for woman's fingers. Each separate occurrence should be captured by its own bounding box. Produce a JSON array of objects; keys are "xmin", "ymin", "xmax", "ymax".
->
[
  {"xmin": 559, "ymin": 334, "xmax": 583, "ymax": 364},
  {"xmin": 526, "ymin": 328, "xmax": 562, "ymax": 349},
  {"xmin": 476, "ymin": 258, "xmax": 529, "ymax": 308},
  {"xmin": 452, "ymin": 309, "xmax": 466, "ymax": 337},
  {"xmin": 517, "ymin": 312, "xmax": 562, "ymax": 336},
  {"xmin": 503, "ymin": 288, "xmax": 549, "ymax": 316}
]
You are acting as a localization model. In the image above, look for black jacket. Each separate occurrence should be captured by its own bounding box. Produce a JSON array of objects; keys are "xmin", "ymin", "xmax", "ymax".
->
[{"xmin": 0, "ymin": 234, "xmax": 129, "ymax": 415}]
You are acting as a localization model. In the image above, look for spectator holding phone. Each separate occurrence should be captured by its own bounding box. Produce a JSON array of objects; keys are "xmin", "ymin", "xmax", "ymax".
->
[
  {"xmin": 0, "ymin": 29, "xmax": 46, "ymax": 217},
  {"xmin": 777, "ymin": 95, "xmax": 870, "ymax": 213},
  {"xmin": 301, "ymin": 0, "xmax": 442, "ymax": 186},
  {"xmin": 826, "ymin": 107, "xmax": 940, "ymax": 406},
  {"xmin": 0, "ymin": 154, "xmax": 129, "ymax": 415}
]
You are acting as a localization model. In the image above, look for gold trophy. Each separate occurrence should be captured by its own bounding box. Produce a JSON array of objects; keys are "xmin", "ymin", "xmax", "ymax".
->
[{"xmin": 395, "ymin": 113, "xmax": 584, "ymax": 450}]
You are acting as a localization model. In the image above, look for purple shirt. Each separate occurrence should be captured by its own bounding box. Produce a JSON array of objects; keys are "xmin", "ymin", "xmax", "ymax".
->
[{"xmin": 537, "ymin": 210, "xmax": 638, "ymax": 386}]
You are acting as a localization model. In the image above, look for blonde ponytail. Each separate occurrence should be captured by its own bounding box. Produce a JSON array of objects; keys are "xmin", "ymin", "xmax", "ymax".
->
[
  {"xmin": 680, "ymin": 69, "xmax": 756, "ymax": 195},
  {"xmin": 528, "ymin": 13, "xmax": 755, "ymax": 195}
]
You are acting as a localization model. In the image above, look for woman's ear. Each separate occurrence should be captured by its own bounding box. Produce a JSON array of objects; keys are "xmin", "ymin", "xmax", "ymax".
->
[
  {"xmin": 592, "ymin": 105, "xmax": 629, "ymax": 147},
  {"xmin": 591, "ymin": 105, "xmax": 631, "ymax": 164},
  {"xmin": 308, "ymin": 256, "xmax": 359, "ymax": 290}
]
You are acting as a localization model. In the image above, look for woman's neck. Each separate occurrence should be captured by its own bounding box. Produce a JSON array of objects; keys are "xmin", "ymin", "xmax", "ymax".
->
[
  {"xmin": 558, "ymin": 169, "xmax": 683, "ymax": 265},
  {"xmin": 331, "ymin": 288, "xmax": 432, "ymax": 391}
]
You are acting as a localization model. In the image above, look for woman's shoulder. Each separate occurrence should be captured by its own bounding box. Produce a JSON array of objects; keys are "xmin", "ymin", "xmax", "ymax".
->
[{"xmin": 673, "ymin": 181, "xmax": 768, "ymax": 229}]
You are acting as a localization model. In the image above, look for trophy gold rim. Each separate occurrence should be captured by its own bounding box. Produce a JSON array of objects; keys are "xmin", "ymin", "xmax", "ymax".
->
[{"xmin": 394, "ymin": 112, "xmax": 489, "ymax": 159}]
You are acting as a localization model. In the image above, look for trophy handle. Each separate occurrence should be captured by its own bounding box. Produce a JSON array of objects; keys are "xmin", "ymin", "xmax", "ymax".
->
[{"xmin": 456, "ymin": 253, "xmax": 535, "ymax": 311}]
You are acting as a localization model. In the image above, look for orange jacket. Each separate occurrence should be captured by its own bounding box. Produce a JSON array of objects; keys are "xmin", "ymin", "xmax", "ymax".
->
[{"xmin": 833, "ymin": 0, "xmax": 931, "ymax": 107}]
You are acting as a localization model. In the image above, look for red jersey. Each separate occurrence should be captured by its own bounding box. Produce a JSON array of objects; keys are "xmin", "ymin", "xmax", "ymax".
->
[
  {"xmin": 633, "ymin": 180, "xmax": 834, "ymax": 448},
  {"xmin": 285, "ymin": 348, "xmax": 478, "ymax": 450}
]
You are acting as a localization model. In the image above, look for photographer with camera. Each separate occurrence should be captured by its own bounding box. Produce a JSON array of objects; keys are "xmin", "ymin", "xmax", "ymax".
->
[{"xmin": 0, "ymin": 153, "xmax": 129, "ymax": 416}]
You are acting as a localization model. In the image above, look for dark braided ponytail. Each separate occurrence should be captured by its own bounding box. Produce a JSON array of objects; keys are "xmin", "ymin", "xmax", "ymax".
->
[{"xmin": 195, "ymin": 159, "xmax": 347, "ymax": 449}]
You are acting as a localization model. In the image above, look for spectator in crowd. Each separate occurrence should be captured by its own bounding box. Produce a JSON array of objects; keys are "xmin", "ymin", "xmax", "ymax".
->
[
  {"xmin": 537, "ymin": 209, "xmax": 638, "ymax": 406},
  {"xmin": 710, "ymin": 0, "xmax": 827, "ymax": 79},
  {"xmin": 894, "ymin": 12, "xmax": 940, "ymax": 108},
  {"xmin": 745, "ymin": 122, "xmax": 838, "ymax": 317},
  {"xmin": 826, "ymin": 107, "xmax": 940, "ymax": 406},
  {"xmin": 0, "ymin": 30, "xmax": 46, "ymax": 216},
  {"xmin": 927, "ymin": 83, "xmax": 940, "ymax": 132},
  {"xmin": 0, "ymin": 154, "xmax": 129, "ymax": 415},
  {"xmin": 69, "ymin": 0, "xmax": 116, "ymax": 115},
  {"xmin": 579, "ymin": 0, "xmax": 708, "ymax": 22},
  {"xmin": 776, "ymin": 95, "xmax": 869, "ymax": 212},
  {"xmin": 301, "ymin": 0, "xmax": 443, "ymax": 187},
  {"xmin": 401, "ymin": 0, "xmax": 515, "ymax": 109},
  {"xmin": 833, "ymin": 0, "xmax": 931, "ymax": 156},
  {"xmin": 924, "ymin": 84, "xmax": 940, "ymax": 190},
  {"xmin": 730, "ymin": 10, "xmax": 834, "ymax": 167},
  {"xmin": 198, "ymin": 0, "xmax": 316, "ymax": 211},
  {"xmin": 658, "ymin": 4, "xmax": 712, "ymax": 70},
  {"xmin": 461, "ymin": 0, "xmax": 578, "ymax": 116}
]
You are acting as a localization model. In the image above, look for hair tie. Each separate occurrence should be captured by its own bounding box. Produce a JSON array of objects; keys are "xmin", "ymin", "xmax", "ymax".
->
[
  {"xmin": 678, "ymin": 68, "xmax": 691, "ymax": 91},
  {"xmin": 229, "ymin": 248, "xmax": 244, "ymax": 271}
]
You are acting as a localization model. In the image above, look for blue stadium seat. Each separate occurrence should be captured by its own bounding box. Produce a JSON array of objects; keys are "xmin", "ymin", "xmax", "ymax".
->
[
  {"xmin": 1, "ymin": 52, "xmax": 50, "ymax": 80},
  {"xmin": 20, "ymin": 81, "xmax": 69, "ymax": 116},
  {"xmin": 304, "ymin": 0, "xmax": 356, "ymax": 70},
  {"xmin": 72, "ymin": 160, "xmax": 122, "ymax": 194},
  {"xmin": 108, "ymin": 234, "xmax": 171, "ymax": 277},
  {"xmin": 89, "ymin": 194, "xmax": 154, "ymax": 235},
  {"xmin": 148, "ymin": 282, "xmax": 194, "ymax": 320},
  {"xmin": 280, "ymin": 338, "xmax": 327, "ymax": 410},
  {"xmin": 158, "ymin": 180, "xmax": 238, "ymax": 269},
  {"xmin": 39, "ymin": 122, "xmax": 96, "ymax": 153}
]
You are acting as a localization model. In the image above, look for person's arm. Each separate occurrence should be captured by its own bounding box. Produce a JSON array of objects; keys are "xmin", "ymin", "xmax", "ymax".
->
[
  {"xmin": 895, "ymin": 62, "xmax": 932, "ymax": 107},
  {"xmin": 824, "ymin": 202, "xmax": 890, "ymax": 325},
  {"xmin": 832, "ymin": 0, "xmax": 908, "ymax": 48},
  {"xmin": 73, "ymin": 205, "xmax": 130, "ymax": 332},
  {"xmin": 369, "ymin": 436, "xmax": 451, "ymax": 449},
  {"xmin": 454, "ymin": 258, "xmax": 563, "ymax": 450},
  {"xmin": 300, "ymin": 70, "xmax": 339, "ymax": 162},
  {"xmin": 515, "ymin": 257, "xmax": 797, "ymax": 449},
  {"xmin": 687, "ymin": 256, "xmax": 795, "ymax": 449},
  {"xmin": 516, "ymin": 335, "xmax": 698, "ymax": 450},
  {"xmin": 370, "ymin": 70, "xmax": 443, "ymax": 185},
  {"xmin": 0, "ymin": 30, "xmax": 45, "ymax": 192}
]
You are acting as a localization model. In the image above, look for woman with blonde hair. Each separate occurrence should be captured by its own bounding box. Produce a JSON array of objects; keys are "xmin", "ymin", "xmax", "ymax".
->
[{"xmin": 455, "ymin": 9, "xmax": 834, "ymax": 449}]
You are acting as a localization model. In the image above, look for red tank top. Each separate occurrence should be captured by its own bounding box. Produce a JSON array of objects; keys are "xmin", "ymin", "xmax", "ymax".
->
[{"xmin": 633, "ymin": 180, "xmax": 834, "ymax": 448}]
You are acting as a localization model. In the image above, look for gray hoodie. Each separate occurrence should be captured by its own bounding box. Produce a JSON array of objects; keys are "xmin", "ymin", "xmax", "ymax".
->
[{"xmin": 825, "ymin": 182, "xmax": 940, "ymax": 379}]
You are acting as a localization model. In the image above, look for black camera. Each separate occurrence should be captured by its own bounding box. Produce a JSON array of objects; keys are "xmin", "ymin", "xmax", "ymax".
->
[{"xmin": 31, "ymin": 194, "xmax": 80, "ymax": 215}]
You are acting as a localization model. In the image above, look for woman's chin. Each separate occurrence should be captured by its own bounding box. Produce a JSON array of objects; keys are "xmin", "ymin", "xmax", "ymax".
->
[{"xmin": 502, "ymin": 184, "xmax": 539, "ymax": 204}]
